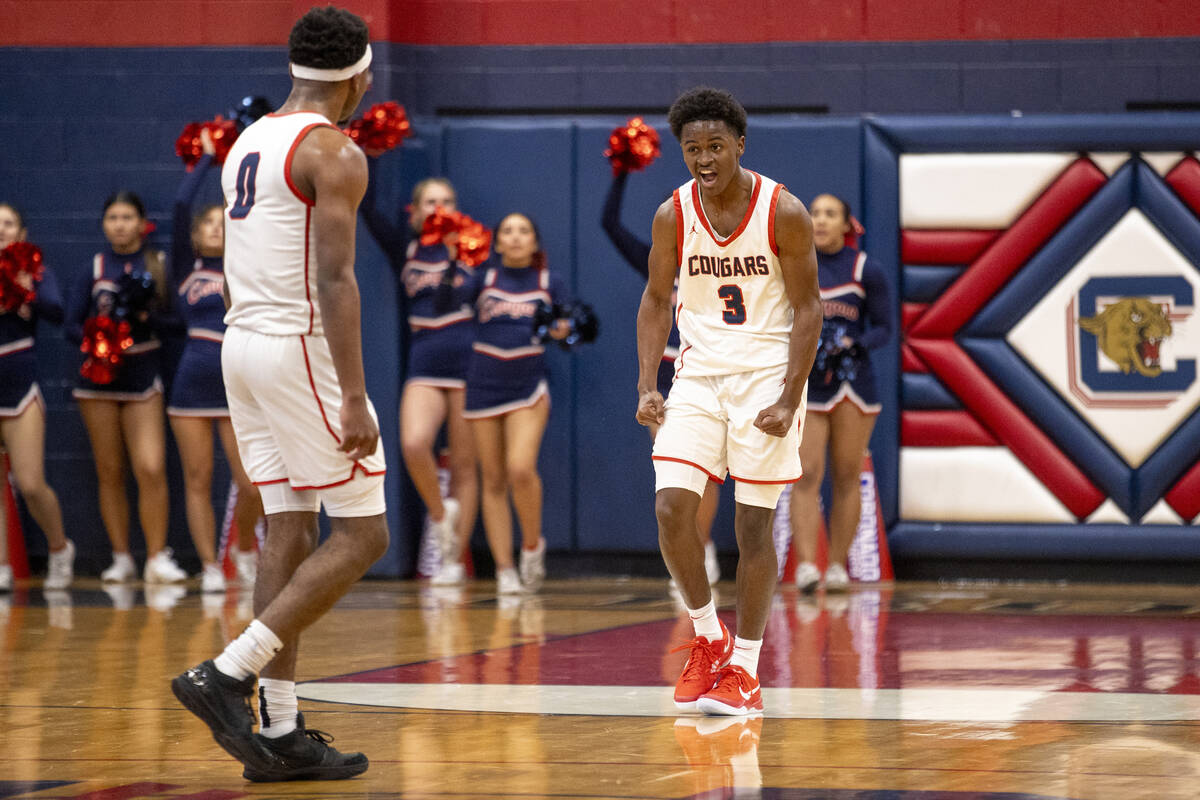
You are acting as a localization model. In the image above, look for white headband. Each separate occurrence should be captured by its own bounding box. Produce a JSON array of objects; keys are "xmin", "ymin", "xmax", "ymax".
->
[{"xmin": 290, "ymin": 44, "xmax": 372, "ymax": 82}]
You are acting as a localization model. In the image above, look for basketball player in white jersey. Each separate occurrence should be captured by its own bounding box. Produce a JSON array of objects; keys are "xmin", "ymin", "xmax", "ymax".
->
[
  {"xmin": 637, "ymin": 87, "xmax": 822, "ymax": 715},
  {"xmin": 172, "ymin": 7, "xmax": 388, "ymax": 781}
]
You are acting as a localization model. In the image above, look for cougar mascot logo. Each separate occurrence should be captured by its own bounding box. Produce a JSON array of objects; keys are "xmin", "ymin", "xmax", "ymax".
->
[{"xmin": 1079, "ymin": 298, "xmax": 1171, "ymax": 378}]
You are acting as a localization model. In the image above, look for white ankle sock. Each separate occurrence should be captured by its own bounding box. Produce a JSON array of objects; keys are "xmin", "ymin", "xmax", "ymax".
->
[
  {"xmin": 730, "ymin": 636, "xmax": 762, "ymax": 676},
  {"xmin": 687, "ymin": 599, "xmax": 722, "ymax": 642},
  {"xmin": 213, "ymin": 619, "xmax": 283, "ymax": 680},
  {"xmin": 258, "ymin": 678, "xmax": 298, "ymax": 738}
]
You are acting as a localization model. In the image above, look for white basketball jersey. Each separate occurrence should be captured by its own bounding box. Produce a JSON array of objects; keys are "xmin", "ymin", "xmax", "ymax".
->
[
  {"xmin": 674, "ymin": 170, "xmax": 791, "ymax": 376},
  {"xmin": 221, "ymin": 111, "xmax": 337, "ymax": 336}
]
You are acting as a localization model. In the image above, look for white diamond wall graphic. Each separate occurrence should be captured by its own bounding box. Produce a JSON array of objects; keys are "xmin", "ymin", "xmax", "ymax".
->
[{"xmin": 1008, "ymin": 210, "xmax": 1200, "ymax": 467}]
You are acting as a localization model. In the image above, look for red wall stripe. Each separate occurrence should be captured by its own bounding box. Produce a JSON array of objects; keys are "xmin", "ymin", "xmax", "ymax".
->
[
  {"xmin": 908, "ymin": 338, "xmax": 1105, "ymax": 519},
  {"xmin": 901, "ymin": 410, "xmax": 998, "ymax": 447},
  {"xmin": 4, "ymin": 0, "xmax": 1200, "ymax": 46},
  {"xmin": 901, "ymin": 343, "xmax": 929, "ymax": 374},
  {"xmin": 909, "ymin": 159, "xmax": 1108, "ymax": 339},
  {"xmin": 1164, "ymin": 459, "xmax": 1200, "ymax": 522},
  {"xmin": 1166, "ymin": 157, "xmax": 1200, "ymax": 220},
  {"xmin": 901, "ymin": 230, "xmax": 1000, "ymax": 265}
]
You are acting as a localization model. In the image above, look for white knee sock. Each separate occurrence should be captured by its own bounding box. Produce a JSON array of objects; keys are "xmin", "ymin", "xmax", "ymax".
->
[
  {"xmin": 687, "ymin": 599, "xmax": 723, "ymax": 642},
  {"xmin": 730, "ymin": 636, "xmax": 762, "ymax": 676},
  {"xmin": 258, "ymin": 678, "xmax": 298, "ymax": 738},
  {"xmin": 214, "ymin": 619, "xmax": 283, "ymax": 680}
]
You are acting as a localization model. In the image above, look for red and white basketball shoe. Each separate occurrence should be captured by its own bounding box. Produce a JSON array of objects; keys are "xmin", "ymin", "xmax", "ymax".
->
[
  {"xmin": 696, "ymin": 665, "xmax": 763, "ymax": 716},
  {"xmin": 670, "ymin": 620, "xmax": 733, "ymax": 711}
]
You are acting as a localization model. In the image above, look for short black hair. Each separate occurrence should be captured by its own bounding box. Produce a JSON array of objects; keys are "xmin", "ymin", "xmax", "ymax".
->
[
  {"xmin": 668, "ymin": 87, "xmax": 747, "ymax": 140},
  {"xmin": 102, "ymin": 190, "xmax": 146, "ymax": 219},
  {"xmin": 288, "ymin": 6, "xmax": 369, "ymax": 70}
]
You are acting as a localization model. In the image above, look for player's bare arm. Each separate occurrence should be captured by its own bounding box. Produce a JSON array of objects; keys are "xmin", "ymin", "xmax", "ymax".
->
[
  {"xmin": 635, "ymin": 198, "xmax": 678, "ymax": 427},
  {"xmin": 754, "ymin": 190, "xmax": 821, "ymax": 438},
  {"xmin": 293, "ymin": 126, "xmax": 379, "ymax": 461}
]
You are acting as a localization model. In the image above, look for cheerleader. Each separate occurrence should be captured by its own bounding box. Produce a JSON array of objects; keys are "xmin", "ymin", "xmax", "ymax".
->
[
  {"xmin": 0, "ymin": 202, "xmax": 73, "ymax": 590},
  {"xmin": 462, "ymin": 213, "xmax": 567, "ymax": 594},
  {"xmin": 789, "ymin": 194, "xmax": 893, "ymax": 593},
  {"xmin": 602, "ymin": 168, "xmax": 720, "ymax": 585},
  {"xmin": 360, "ymin": 155, "xmax": 477, "ymax": 585},
  {"xmin": 65, "ymin": 191, "xmax": 182, "ymax": 584},
  {"xmin": 167, "ymin": 130, "xmax": 261, "ymax": 593}
]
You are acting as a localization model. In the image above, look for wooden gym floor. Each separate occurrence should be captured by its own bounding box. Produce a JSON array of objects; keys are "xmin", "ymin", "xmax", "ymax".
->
[{"xmin": 2, "ymin": 577, "xmax": 1199, "ymax": 799}]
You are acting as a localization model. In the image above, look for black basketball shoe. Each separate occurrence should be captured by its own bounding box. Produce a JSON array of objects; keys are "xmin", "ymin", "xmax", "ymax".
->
[
  {"xmin": 171, "ymin": 660, "xmax": 269, "ymax": 770},
  {"xmin": 243, "ymin": 713, "xmax": 369, "ymax": 782}
]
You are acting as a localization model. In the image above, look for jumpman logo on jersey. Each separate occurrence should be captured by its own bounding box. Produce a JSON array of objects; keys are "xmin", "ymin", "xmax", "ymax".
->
[{"xmin": 689, "ymin": 220, "xmax": 700, "ymax": 238}]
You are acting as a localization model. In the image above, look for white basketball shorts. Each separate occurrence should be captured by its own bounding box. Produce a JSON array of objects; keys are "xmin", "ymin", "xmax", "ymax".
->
[
  {"xmin": 222, "ymin": 325, "xmax": 386, "ymax": 517},
  {"xmin": 652, "ymin": 363, "xmax": 804, "ymax": 509}
]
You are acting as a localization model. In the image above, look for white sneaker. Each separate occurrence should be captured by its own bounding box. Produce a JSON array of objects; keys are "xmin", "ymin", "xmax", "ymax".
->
[
  {"xmin": 201, "ymin": 562, "xmax": 226, "ymax": 593},
  {"xmin": 234, "ymin": 549, "xmax": 257, "ymax": 587},
  {"xmin": 0, "ymin": 564, "xmax": 11, "ymax": 592},
  {"xmin": 431, "ymin": 561, "xmax": 465, "ymax": 586},
  {"xmin": 497, "ymin": 566, "xmax": 523, "ymax": 595},
  {"xmin": 825, "ymin": 562, "xmax": 850, "ymax": 591},
  {"xmin": 519, "ymin": 538, "xmax": 546, "ymax": 588},
  {"xmin": 434, "ymin": 498, "xmax": 461, "ymax": 560},
  {"xmin": 794, "ymin": 561, "xmax": 821, "ymax": 594},
  {"xmin": 704, "ymin": 540, "xmax": 721, "ymax": 585},
  {"xmin": 101, "ymin": 552, "xmax": 137, "ymax": 583},
  {"xmin": 44, "ymin": 539, "xmax": 75, "ymax": 590},
  {"xmin": 143, "ymin": 548, "xmax": 187, "ymax": 584}
]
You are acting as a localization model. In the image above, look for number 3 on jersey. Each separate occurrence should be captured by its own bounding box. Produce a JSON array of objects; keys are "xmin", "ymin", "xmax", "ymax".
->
[
  {"xmin": 718, "ymin": 284, "xmax": 746, "ymax": 325},
  {"xmin": 229, "ymin": 152, "xmax": 261, "ymax": 220}
]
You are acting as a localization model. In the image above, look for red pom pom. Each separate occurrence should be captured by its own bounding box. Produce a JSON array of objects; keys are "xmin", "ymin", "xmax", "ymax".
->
[
  {"xmin": 604, "ymin": 116, "xmax": 661, "ymax": 176},
  {"xmin": 455, "ymin": 219, "xmax": 492, "ymax": 268},
  {"xmin": 419, "ymin": 207, "xmax": 464, "ymax": 246},
  {"xmin": 175, "ymin": 122, "xmax": 205, "ymax": 170},
  {"xmin": 344, "ymin": 101, "xmax": 412, "ymax": 154},
  {"xmin": 205, "ymin": 116, "xmax": 239, "ymax": 165},
  {"xmin": 0, "ymin": 242, "xmax": 45, "ymax": 313},
  {"xmin": 80, "ymin": 316, "xmax": 133, "ymax": 385},
  {"xmin": 175, "ymin": 116, "xmax": 240, "ymax": 170}
]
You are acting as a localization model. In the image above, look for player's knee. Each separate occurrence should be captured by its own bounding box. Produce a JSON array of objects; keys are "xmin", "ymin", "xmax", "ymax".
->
[
  {"xmin": 831, "ymin": 462, "xmax": 860, "ymax": 491},
  {"xmin": 506, "ymin": 462, "xmax": 538, "ymax": 491},
  {"xmin": 400, "ymin": 437, "xmax": 433, "ymax": 465},
  {"xmin": 654, "ymin": 491, "xmax": 692, "ymax": 534},
  {"xmin": 794, "ymin": 469, "xmax": 822, "ymax": 494},
  {"xmin": 363, "ymin": 521, "xmax": 390, "ymax": 563}
]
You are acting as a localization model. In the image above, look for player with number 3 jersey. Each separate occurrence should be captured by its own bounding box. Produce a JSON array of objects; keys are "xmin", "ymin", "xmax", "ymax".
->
[{"xmin": 636, "ymin": 87, "xmax": 822, "ymax": 716}]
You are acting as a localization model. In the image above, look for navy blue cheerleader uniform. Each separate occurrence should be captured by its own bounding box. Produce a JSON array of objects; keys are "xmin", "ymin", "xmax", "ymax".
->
[
  {"xmin": 602, "ymin": 171, "xmax": 679, "ymax": 397},
  {"xmin": 0, "ymin": 259, "xmax": 63, "ymax": 416},
  {"xmin": 360, "ymin": 159, "xmax": 476, "ymax": 388},
  {"xmin": 462, "ymin": 264, "xmax": 564, "ymax": 418},
  {"xmin": 808, "ymin": 247, "xmax": 893, "ymax": 414},
  {"xmin": 168, "ymin": 154, "xmax": 230, "ymax": 417},
  {"xmin": 66, "ymin": 247, "xmax": 166, "ymax": 401}
]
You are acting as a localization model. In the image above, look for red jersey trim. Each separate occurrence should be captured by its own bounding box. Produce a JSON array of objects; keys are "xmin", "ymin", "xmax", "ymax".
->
[
  {"xmin": 652, "ymin": 455, "xmax": 725, "ymax": 484},
  {"xmin": 303, "ymin": 206, "xmax": 315, "ymax": 334},
  {"xmin": 253, "ymin": 477, "xmax": 290, "ymax": 486},
  {"xmin": 300, "ymin": 335, "xmax": 341, "ymax": 445},
  {"xmin": 284, "ymin": 121, "xmax": 335, "ymax": 206},
  {"xmin": 767, "ymin": 182, "xmax": 784, "ymax": 256},
  {"xmin": 672, "ymin": 189, "xmax": 684, "ymax": 268},
  {"xmin": 691, "ymin": 171, "xmax": 762, "ymax": 249},
  {"xmin": 289, "ymin": 463, "xmax": 387, "ymax": 491},
  {"xmin": 728, "ymin": 472, "xmax": 802, "ymax": 485}
]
